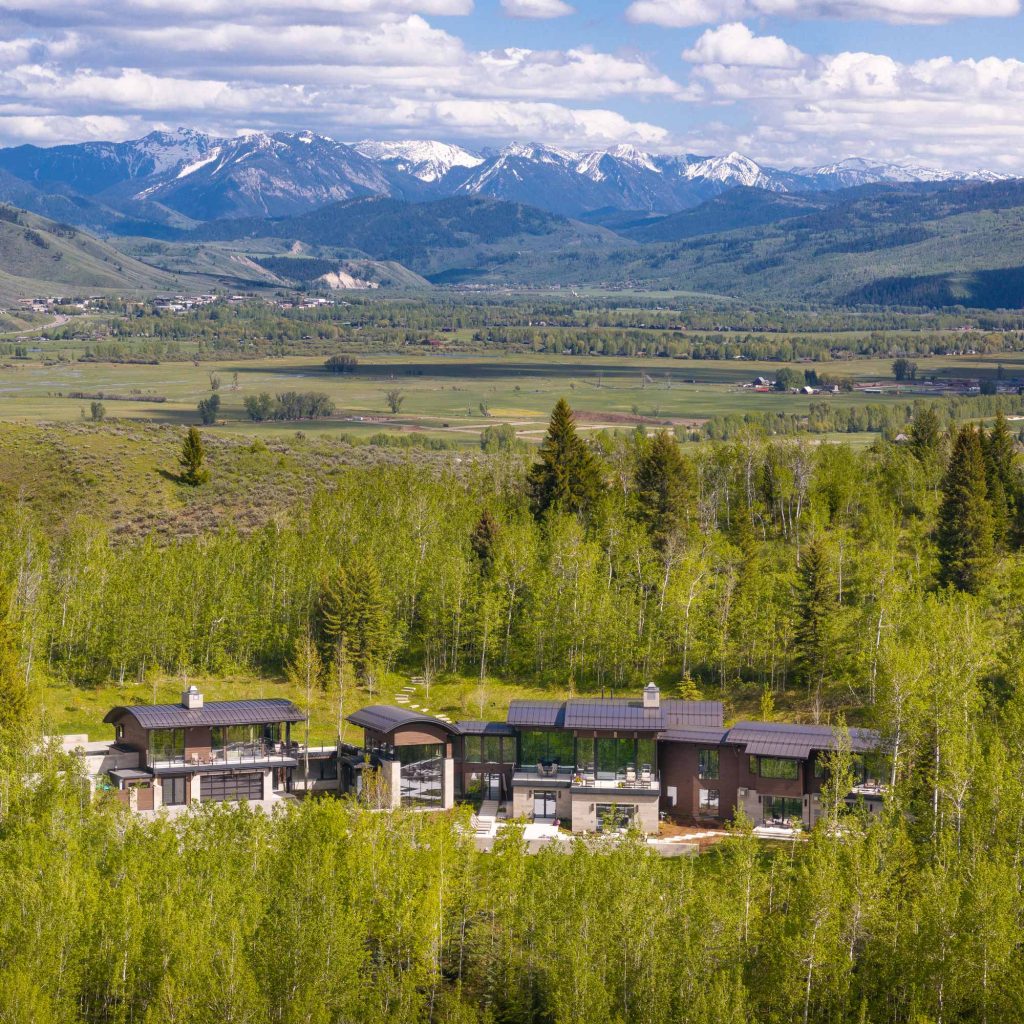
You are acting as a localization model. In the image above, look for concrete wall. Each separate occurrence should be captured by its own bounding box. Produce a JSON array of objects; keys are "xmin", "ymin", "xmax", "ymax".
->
[
  {"xmin": 511, "ymin": 784, "xmax": 572, "ymax": 822},
  {"xmin": 443, "ymin": 758, "xmax": 455, "ymax": 810},
  {"xmin": 570, "ymin": 792, "xmax": 660, "ymax": 835}
]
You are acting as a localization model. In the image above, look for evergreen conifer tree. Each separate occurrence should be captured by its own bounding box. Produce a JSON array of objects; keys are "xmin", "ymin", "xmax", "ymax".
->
[
  {"xmin": 470, "ymin": 509, "xmax": 501, "ymax": 572},
  {"xmin": 179, "ymin": 426, "xmax": 210, "ymax": 486},
  {"xmin": 527, "ymin": 398, "xmax": 603, "ymax": 519},
  {"xmin": 634, "ymin": 430, "xmax": 694, "ymax": 547},
  {"xmin": 909, "ymin": 405, "xmax": 942, "ymax": 462},
  {"xmin": 316, "ymin": 557, "xmax": 394, "ymax": 685},
  {"xmin": 938, "ymin": 425, "xmax": 994, "ymax": 592},
  {"xmin": 793, "ymin": 540, "xmax": 833, "ymax": 709},
  {"xmin": 983, "ymin": 410, "xmax": 1017, "ymax": 548}
]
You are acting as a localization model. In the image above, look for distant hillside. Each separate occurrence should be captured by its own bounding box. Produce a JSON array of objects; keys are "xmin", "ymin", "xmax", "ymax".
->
[
  {"xmin": 0, "ymin": 205, "xmax": 177, "ymax": 300},
  {"xmin": 568, "ymin": 180, "xmax": 1024, "ymax": 308},
  {"xmin": 185, "ymin": 195, "xmax": 622, "ymax": 281}
]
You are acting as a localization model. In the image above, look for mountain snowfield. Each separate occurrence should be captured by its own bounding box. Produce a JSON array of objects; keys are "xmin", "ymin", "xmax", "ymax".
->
[{"xmin": 0, "ymin": 127, "xmax": 1011, "ymax": 227}]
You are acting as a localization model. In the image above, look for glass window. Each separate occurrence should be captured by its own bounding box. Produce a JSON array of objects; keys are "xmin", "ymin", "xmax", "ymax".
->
[
  {"xmin": 596, "ymin": 804, "xmax": 636, "ymax": 832},
  {"xmin": 519, "ymin": 731, "xmax": 573, "ymax": 767},
  {"xmin": 395, "ymin": 743, "xmax": 443, "ymax": 766},
  {"xmin": 163, "ymin": 776, "xmax": 187, "ymax": 806},
  {"xmin": 759, "ymin": 757, "xmax": 800, "ymax": 780},
  {"xmin": 698, "ymin": 749, "xmax": 720, "ymax": 780},
  {"xmin": 464, "ymin": 736, "xmax": 482, "ymax": 763},
  {"xmin": 149, "ymin": 729, "xmax": 185, "ymax": 764},
  {"xmin": 763, "ymin": 796, "xmax": 803, "ymax": 823},
  {"xmin": 200, "ymin": 772, "xmax": 263, "ymax": 802},
  {"xmin": 483, "ymin": 735, "xmax": 502, "ymax": 764},
  {"xmin": 698, "ymin": 788, "xmax": 720, "ymax": 814},
  {"xmin": 596, "ymin": 738, "xmax": 635, "ymax": 780},
  {"xmin": 400, "ymin": 748, "xmax": 443, "ymax": 807},
  {"xmin": 749, "ymin": 755, "xmax": 758, "ymax": 776},
  {"xmin": 637, "ymin": 738, "xmax": 656, "ymax": 772},
  {"xmin": 520, "ymin": 731, "xmax": 545, "ymax": 766}
]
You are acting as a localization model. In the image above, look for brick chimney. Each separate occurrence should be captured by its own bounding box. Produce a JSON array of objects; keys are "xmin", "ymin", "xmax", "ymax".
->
[
  {"xmin": 181, "ymin": 685, "xmax": 203, "ymax": 710},
  {"xmin": 643, "ymin": 682, "xmax": 661, "ymax": 709}
]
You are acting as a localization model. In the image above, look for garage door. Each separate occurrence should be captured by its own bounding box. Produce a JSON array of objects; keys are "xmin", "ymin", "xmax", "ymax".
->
[{"xmin": 200, "ymin": 772, "xmax": 264, "ymax": 803}]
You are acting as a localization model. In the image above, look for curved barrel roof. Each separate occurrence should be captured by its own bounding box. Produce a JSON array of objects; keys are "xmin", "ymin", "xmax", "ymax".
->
[
  {"xmin": 347, "ymin": 705, "xmax": 459, "ymax": 736},
  {"xmin": 104, "ymin": 698, "xmax": 305, "ymax": 729}
]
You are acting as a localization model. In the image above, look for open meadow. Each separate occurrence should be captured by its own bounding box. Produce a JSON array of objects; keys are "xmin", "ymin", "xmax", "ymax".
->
[{"xmin": 3, "ymin": 344, "xmax": 1022, "ymax": 445}]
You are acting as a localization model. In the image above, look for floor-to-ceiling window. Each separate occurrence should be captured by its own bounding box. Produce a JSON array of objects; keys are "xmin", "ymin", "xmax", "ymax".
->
[
  {"xmin": 397, "ymin": 743, "xmax": 444, "ymax": 807},
  {"xmin": 149, "ymin": 729, "xmax": 185, "ymax": 765}
]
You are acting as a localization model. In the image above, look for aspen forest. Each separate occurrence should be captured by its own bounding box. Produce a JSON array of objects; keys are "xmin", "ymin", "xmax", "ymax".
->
[{"xmin": 2, "ymin": 400, "xmax": 1024, "ymax": 1023}]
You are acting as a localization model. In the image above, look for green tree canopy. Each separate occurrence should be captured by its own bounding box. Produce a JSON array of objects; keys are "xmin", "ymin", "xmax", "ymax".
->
[
  {"xmin": 179, "ymin": 427, "xmax": 210, "ymax": 486},
  {"xmin": 527, "ymin": 398, "xmax": 604, "ymax": 519},
  {"xmin": 938, "ymin": 425, "xmax": 994, "ymax": 592}
]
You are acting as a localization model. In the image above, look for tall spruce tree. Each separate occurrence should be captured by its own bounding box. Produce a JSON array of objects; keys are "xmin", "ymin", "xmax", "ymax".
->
[
  {"xmin": 793, "ymin": 540, "xmax": 833, "ymax": 712},
  {"xmin": 179, "ymin": 426, "xmax": 210, "ymax": 486},
  {"xmin": 316, "ymin": 557, "xmax": 394, "ymax": 685},
  {"xmin": 634, "ymin": 430, "xmax": 694, "ymax": 547},
  {"xmin": 528, "ymin": 398, "xmax": 603, "ymax": 519},
  {"xmin": 982, "ymin": 410, "xmax": 1017, "ymax": 548},
  {"xmin": 938, "ymin": 425, "xmax": 994, "ymax": 592},
  {"xmin": 909, "ymin": 405, "xmax": 942, "ymax": 462}
]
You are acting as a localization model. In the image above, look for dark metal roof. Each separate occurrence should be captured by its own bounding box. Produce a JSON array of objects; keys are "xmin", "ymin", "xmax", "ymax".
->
[
  {"xmin": 456, "ymin": 720, "xmax": 517, "ymax": 736},
  {"xmin": 663, "ymin": 700, "xmax": 724, "ymax": 728},
  {"xmin": 659, "ymin": 726, "xmax": 730, "ymax": 744},
  {"xmin": 347, "ymin": 705, "xmax": 458, "ymax": 735},
  {"xmin": 507, "ymin": 700, "xmax": 566, "ymax": 728},
  {"xmin": 564, "ymin": 699, "xmax": 666, "ymax": 731},
  {"xmin": 104, "ymin": 699, "xmax": 305, "ymax": 729},
  {"xmin": 726, "ymin": 721, "xmax": 880, "ymax": 760}
]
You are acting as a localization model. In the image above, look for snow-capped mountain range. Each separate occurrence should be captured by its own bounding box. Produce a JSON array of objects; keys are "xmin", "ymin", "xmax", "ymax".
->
[{"xmin": 0, "ymin": 127, "xmax": 1010, "ymax": 229}]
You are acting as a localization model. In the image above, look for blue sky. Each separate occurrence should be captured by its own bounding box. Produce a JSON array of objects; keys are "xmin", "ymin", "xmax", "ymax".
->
[{"xmin": 0, "ymin": 0, "xmax": 1022, "ymax": 170}]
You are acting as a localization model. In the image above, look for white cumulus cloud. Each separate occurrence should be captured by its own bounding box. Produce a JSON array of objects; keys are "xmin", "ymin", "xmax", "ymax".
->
[
  {"xmin": 501, "ymin": 0, "xmax": 575, "ymax": 16},
  {"xmin": 627, "ymin": 0, "xmax": 1019, "ymax": 26},
  {"xmin": 683, "ymin": 23, "xmax": 804, "ymax": 67}
]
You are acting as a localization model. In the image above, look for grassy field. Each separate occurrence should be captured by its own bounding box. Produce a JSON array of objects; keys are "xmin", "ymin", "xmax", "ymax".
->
[
  {"xmin": 41, "ymin": 668, "xmax": 569, "ymax": 746},
  {"xmin": 2, "ymin": 347, "xmax": 1017, "ymax": 446}
]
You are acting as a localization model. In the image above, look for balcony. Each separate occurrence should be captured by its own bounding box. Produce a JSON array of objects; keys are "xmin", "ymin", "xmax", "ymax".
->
[
  {"xmin": 151, "ymin": 742, "xmax": 300, "ymax": 771},
  {"xmin": 512, "ymin": 764, "xmax": 660, "ymax": 795}
]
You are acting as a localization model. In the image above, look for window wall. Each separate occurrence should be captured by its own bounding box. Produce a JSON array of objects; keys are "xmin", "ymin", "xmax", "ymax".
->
[
  {"xmin": 750, "ymin": 756, "xmax": 800, "ymax": 780},
  {"xmin": 519, "ymin": 730, "xmax": 574, "ymax": 767},
  {"xmin": 517, "ymin": 731, "xmax": 658, "ymax": 778},
  {"xmin": 398, "ymin": 743, "xmax": 444, "ymax": 807},
  {"xmin": 149, "ymin": 729, "xmax": 185, "ymax": 764}
]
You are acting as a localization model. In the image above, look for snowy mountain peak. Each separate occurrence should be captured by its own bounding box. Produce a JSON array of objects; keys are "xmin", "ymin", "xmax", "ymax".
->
[
  {"xmin": 354, "ymin": 139, "xmax": 483, "ymax": 182},
  {"xmin": 685, "ymin": 152, "xmax": 768, "ymax": 188}
]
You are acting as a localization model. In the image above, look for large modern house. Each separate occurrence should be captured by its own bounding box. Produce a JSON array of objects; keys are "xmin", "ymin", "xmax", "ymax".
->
[
  {"xmin": 73, "ymin": 682, "xmax": 884, "ymax": 832},
  {"xmin": 96, "ymin": 686, "xmax": 306, "ymax": 811},
  {"xmin": 345, "ymin": 683, "xmax": 885, "ymax": 833}
]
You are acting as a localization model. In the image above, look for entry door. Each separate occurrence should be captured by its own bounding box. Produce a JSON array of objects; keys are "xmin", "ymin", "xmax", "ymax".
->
[
  {"xmin": 533, "ymin": 791, "xmax": 556, "ymax": 818},
  {"xmin": 485, "ymin": 773, "xmax": 502, "ymax": 801}
]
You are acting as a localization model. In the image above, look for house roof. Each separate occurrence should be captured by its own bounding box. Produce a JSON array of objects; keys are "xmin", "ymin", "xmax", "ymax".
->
[
  {"xmin": 509, "ymin": 697, "xmax": 723, "ymax": 733},
  {"xmin": 507, "ymin": 700, "xmax": 566, "ymax": 728},
  {"xmin": 660, "ymin": 725, "xmax": 730, "ymax": 744},
  {"xmin": 347, "ymin": 705, "xmax": 458, "ymax": 736},
  {"xmin": 725, "ymin": 721, "xmax": 880, "ymax": 760},
  {"xmin": 563, "ymin": 699, "xmax": 666, "ymax": 731},
  {"xmin": 104, "ymin": 698, "xmax": 305, "ymax": 730},
  {"xmin": 456, "ymin": 720, "xmax": 517, "ymax": 736},
  {"xmin": 663, "ymin": 699, "xmax": 724, "ymax": 728}
]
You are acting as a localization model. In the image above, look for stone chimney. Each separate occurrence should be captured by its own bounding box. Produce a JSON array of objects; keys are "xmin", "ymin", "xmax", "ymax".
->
[
  {"xmin": 643, "ymin": 682, "xmax": 661, "ymax": 709},
  {"xmin": 182, "ymin": 685, "xmax": 203, "ymax": 710}
]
